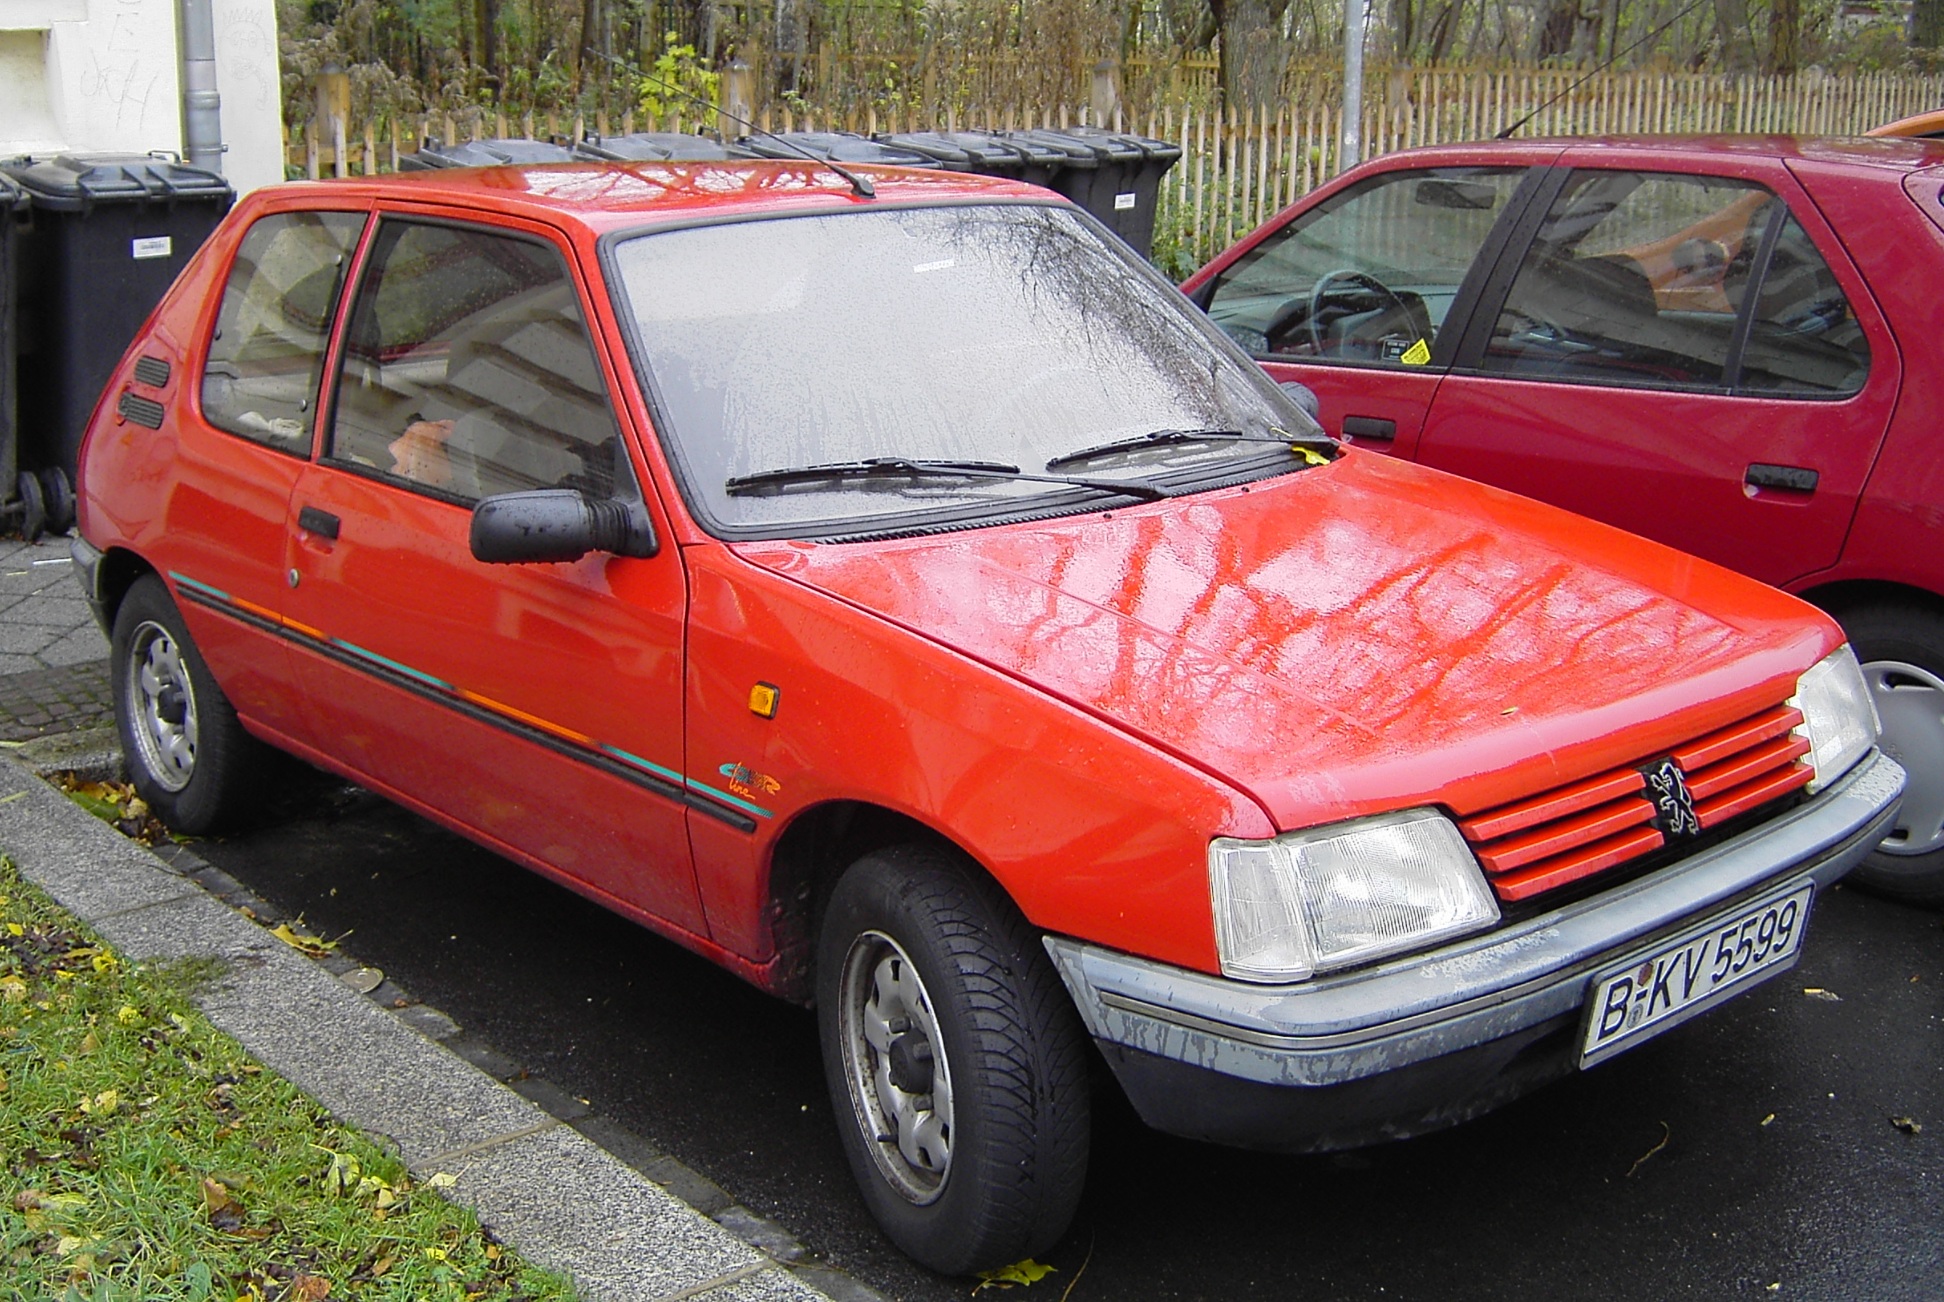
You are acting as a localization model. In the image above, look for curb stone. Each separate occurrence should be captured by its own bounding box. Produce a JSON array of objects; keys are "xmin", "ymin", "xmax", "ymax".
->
[{"xmin": 0, "ymin": 750, "xmax": 889, "ymax": 1302}]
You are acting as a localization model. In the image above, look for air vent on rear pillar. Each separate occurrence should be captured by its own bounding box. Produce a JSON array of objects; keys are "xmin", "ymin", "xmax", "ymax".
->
[
  {"xmin": 118, "ymin": 392, "xmax": 166, "ymax": 429},
  {"xmin": 132, "ymin": 355, "xmax": 171, "ymax": 389}
]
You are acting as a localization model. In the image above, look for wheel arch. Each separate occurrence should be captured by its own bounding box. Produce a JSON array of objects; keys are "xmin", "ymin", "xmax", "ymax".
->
[
  {"xmin": 94, "ymin": 547, "xmax": 160, "ymax": 630},
  {"xmin": 1796, "ymin": 578, "xmax": 1944, "ymax": 624},
  {"xmin": 764, "ymin": 799, "xmax": 992, "ymax": 1006}
]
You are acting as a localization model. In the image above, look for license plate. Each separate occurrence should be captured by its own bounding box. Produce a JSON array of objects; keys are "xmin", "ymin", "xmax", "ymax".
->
[{"xmin": 1581, "ymin": 881, "xmax": 1814, "ymax": 1068}]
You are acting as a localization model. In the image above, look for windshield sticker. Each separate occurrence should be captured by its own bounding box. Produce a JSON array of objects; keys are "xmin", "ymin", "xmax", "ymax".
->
[
  {"xmin": 912, "ymin": 259, "xmax": 956, "ymax": 273},
  {"xmin": 1400, "ymin": 338, "xmax": 1432, "ymax": 366}
]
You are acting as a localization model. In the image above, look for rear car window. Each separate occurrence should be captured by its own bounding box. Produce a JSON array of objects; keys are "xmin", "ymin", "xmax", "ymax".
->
[
  {"xmin": 202, "ymin": 210, "xmax": 366, "ymax": 453},
  {"xmin": 1202, "ymin": 167, "xmax": 1526, "ymax": 364}
]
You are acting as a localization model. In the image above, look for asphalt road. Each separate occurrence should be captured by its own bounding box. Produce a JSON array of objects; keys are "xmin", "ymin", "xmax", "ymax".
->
[{"xmin": 193, "ymin": 770, "xmax": 1942, "ymax": 1302}]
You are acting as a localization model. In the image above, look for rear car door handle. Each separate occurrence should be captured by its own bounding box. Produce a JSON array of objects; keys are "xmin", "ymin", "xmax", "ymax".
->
[
  {"xmin": 297, "ymin": 505, "xmax": 341, "ymax": 539},
  {"xmin": 1745, "ymin": 464, "xmax": 1818, "ymax": 494},
  {"xmin": 1341, "ymin": 416, "xmax": 1396, "ymax": 441}
]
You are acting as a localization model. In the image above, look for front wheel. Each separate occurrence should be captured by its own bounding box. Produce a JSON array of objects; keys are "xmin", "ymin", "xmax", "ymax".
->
[
  {"xmin": 1836, "ymin": 603, "xmax": 1944, "ymax": 906},
  {"xmin": 816, "ymin": 845, "xmax": 1090, "ymax": 1274},
  {"xmin": 111, "ymin": 574, "xmax": 265, "ymax": 833}
]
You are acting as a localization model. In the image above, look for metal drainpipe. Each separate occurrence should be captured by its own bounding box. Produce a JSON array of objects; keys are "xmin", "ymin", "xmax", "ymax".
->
[{"xmin": 178, "ymin": 0, "xmax": 225, "ymax": 173}]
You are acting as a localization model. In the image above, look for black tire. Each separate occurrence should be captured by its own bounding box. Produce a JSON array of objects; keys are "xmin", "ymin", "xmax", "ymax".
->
[
  {"xmin": 38, "ymin": 467, "xmax": 74, "ymax": 535},
  {"xmin": 110, "ymin": 574, "xmax": 265, "ymax": 833},
  {"xmin": 15, "ymin": 470, "xmax": 45, "ymax": 543},
  {"xmin": 816, "ymin": 844, "xmax": 1090, "ymax": 1274},
  {"xmin": 1834, "ymin": 603, "xmax": 1944, "ymax": 907}
]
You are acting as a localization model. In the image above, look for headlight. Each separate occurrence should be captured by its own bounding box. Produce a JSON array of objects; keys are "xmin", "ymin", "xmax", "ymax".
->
[
  {"xmin": 1790, "ymin": 645, "xmax": 1878, "ymax": 793},
  {"xmin": 1209, "ymin": 808, "xmax": 1500, "ymax": 983}
]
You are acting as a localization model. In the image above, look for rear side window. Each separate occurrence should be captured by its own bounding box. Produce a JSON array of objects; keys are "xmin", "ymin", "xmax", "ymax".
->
[
  {"xmin": 328, "ymin": 219, "xmax": 622, "ymax": 503},
  {"xmin": 202, "ymin": 211, "xmax": 365, "ymax": 452},
  {"xmin": 1480, "ymin": 170, "xmax": 1869, "ymax": 397},
  {"xmin": 1481, "ymin": 171, "xmax": 1769, "ymax": 390},
  {"xmin": 1734, "ymin": 213, "xmax": 1871, "ymax": 395}
]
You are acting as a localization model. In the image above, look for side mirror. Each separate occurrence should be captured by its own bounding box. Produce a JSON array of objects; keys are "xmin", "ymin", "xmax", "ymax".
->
[
  {"xmin": 470, "ymin": 490, "xmax": 657, "ymax": 564},
  {"xmin": 1277, "ymin": 380, "xmax": 1321, "ymax": 421}
]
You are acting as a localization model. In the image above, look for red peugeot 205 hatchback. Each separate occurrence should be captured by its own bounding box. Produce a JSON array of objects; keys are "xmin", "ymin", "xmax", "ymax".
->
[
  {"xmin": 73, "ymin": 161, "xmax": 1899, "ymax": 1273},
  {"xmin": 1185, "ymin": 134, "xmax": 1944, "ymax": 906}
]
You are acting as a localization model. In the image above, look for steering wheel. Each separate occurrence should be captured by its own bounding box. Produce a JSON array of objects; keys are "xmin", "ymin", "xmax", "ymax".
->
[{"xmin": 1307, "ymin": 269, "xmax": 1411, "ymax": 356}]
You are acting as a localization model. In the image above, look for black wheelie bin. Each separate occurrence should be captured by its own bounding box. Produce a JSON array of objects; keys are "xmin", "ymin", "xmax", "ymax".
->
[
  {"xmin": 0, "ymin": 153, "xmax": 234, "ymax": 536},
  {"xmin": 1003, "ymin": 128, "xmax": 1181, "ymax": 258}
]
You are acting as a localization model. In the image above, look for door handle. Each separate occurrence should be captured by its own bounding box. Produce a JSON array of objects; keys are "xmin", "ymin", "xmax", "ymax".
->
[
  {"xmin": 297, "ymin": 505, "xmax": 341, "ymax": 539},
  {"xmin": 1341, "ymin": 416, "xmax": 1396, "ymax": 441},
  {"xmin": 1745, "ymin": 464, "xmax": 1818, "ymax": 493}
]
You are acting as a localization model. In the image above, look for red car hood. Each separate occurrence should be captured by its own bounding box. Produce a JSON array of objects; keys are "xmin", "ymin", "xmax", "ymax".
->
[{"xmin": 732, "ymin": 451, "xmax": 1838, "ymax": 830}]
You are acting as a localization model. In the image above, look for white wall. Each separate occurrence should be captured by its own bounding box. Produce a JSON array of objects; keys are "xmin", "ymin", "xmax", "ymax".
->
[{"xmin": 0, "ymin": 0, "xmax": 286, "ymax": 196}]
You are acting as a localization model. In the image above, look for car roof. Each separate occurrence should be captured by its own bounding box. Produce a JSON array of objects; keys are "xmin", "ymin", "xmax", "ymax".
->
[
  {"xmin": 1371, "ymin": 132, "xmax": 1944, "ymax": 174},
  {"xmin": 257, "ymin": 161, "xmax": 1055, "ymax": 235},
  {"xmin": 1868, "ymin": 108, "xmax": 1944, "ymax": 139}
]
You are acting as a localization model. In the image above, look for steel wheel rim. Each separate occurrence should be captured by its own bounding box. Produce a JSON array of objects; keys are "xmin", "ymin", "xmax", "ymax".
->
[
  {"xmin": 1862, "ymin": 658, "xmax": 1944, "ymax": 856},
  {"xmin": 126, "ymin": 619, "xmax": 199, "ymax": 793},
  {"xmin": 837, "ymin": 929, "xmax": 955, "ymax": 1205}
]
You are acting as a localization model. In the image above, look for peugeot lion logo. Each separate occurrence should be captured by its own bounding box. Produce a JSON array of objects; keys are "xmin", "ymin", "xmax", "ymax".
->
[{"xmin": 1642, "ymin": 758, "xmax": 1701, "ymax": 839}]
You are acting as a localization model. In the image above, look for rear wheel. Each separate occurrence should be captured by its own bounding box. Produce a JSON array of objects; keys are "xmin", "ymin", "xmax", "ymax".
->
[
  {"xmin": 111, "ymin": 574, "xmax": 265, "ymax": 833},
  {"xmin": 816, "ymin": 844, "xmax": 1090, "ymax": 1274},
  {"xmin": 1835, "ymin": 603, "xmax": 1944, "ymax": 906}
]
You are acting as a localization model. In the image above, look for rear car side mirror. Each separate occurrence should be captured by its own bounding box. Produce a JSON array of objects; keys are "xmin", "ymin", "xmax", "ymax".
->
[{"xmin": 470, "ymin": 489, "xmax": 658, "ymax": 564}]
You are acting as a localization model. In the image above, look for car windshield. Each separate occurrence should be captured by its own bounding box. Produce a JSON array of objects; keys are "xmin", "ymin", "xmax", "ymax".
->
[{"xmin": 607, "ymin": 203, "xmax": 1324, "ymax": 538}]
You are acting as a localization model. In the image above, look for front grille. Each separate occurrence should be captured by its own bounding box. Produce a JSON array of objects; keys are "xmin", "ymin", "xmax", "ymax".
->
[{"xmin": 1459, "ymin": 704, "xmax": 1812, "ymax": 903}]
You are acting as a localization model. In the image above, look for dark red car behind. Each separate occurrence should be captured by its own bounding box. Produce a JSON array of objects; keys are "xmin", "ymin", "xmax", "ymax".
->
[{"xmin": 1185, "ymin": 134, "xmax": 1944, "ymax": 905}]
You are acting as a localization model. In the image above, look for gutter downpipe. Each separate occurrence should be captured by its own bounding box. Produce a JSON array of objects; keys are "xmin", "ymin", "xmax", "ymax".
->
[{"xmin": 178, "ymin": 0, "xmax": 225, "ymax": 173}]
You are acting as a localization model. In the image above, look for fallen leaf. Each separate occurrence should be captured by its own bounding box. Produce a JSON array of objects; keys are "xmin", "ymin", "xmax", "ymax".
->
[
  {"xmin": 370, "ymin": 1254, "xmax": 396, "ymax": 1278},
  {"xmin": 1891, "ymin": 1116, "xmax": 1923, "ymax": 1136},
  {"xmin": 0, "ymin": 976, "xmax": 24, "ymax": 1002},
  {"xmin": 975, "ymin": 1259, "xmax": 1057, "ymax": 1291},
  {"xmin": 1801, "ymin": 987, "xmax": 1842, "ymax": 1002},
  {"xmin": 201, "ymin": 1177, "xmax": 247, "ymax": 1233},
  {"xmin": 288, "ymin": 1274, "xmax": 331, "ymax": 1301},
  {"xmin": 1760, "ymin": 1113, "xmax": 1776, "ymax": 1126},
  {"xmin": 428, "ymin": 1172, "xmax": 457, "ymax": 1189},
  {"xmin": 270, "ymin": 922, "xmax": 336, "ymax": 958}
]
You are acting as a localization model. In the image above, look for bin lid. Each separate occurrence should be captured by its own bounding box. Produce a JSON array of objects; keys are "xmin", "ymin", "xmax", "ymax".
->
[
  {"xmin": 877, "ymin": 131, "xmax": 1067, "ymax": 170},
  {"xmin": 403, "ymin": 139, "xmax": 580, "ymax": 170},
  {"xmin": 0, "ymin": 172, "xmax": 25, "ymax": 213},
  {"xmin": 574, "ymin": 133, "xmax": 758, "ymax": 162},
  {"xmin": 1060, "ymin": 126, "xmax": 1183, "ymax": 165},
  {"xmin": 998, "ymin": 130, "xmax": 1108, "ymax": 169},
  {"xmin": 737, "ymin": 132, "xmax": 942, "ymax": 168},
  {"xmin": 0, "ymin": 153, "xmax": 233, "ymax": 211}
]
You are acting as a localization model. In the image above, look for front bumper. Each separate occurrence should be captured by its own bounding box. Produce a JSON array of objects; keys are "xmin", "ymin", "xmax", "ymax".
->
[
  {"xmin": 70, "ymin": 534, "xmax": 112, "ymax": 636},
  {"xmin": 1045, "ymin": 748, "xmax": 1904, "ymax": 1152}
]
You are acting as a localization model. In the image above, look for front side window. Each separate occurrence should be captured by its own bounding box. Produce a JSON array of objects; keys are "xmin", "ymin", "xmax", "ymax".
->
[
  {"xmin": 202, "ymin": 210, "xmax": 365, "ymax": 452},
  {"xmin": 608, "ymin": 204, "xmax": 1325, "ymax": 540},
  {"xmin": 329, "ymin": 220, "xmax": 622, "ymax": 502},
  {"xmin": 1201, "ymin": 167, "xmax": 1527, "ymax": 364},
  {"xmin": 1480, "ymin": 171, "xmax": 1773, "ymax": 390}
]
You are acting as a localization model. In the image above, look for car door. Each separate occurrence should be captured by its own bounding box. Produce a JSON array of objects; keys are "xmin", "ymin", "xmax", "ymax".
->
[
  {"xmin": 165, "ymin": 205, "xmax": 368, "ymax": 748},
  {"xmin": 282, "ymin": 210, "xmax": 705, "ymax": 933},
  {"xmin": 1418, "ymin": 151, "xmax": 1900, "ymax": 590},
  {"xmin": 1191, "ymin": 164, "xmax": 1547, "ymax": 457}
]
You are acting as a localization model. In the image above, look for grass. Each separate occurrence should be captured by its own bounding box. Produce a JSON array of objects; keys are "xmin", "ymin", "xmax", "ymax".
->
[{"xmin": 0, "ymin": 855, "xmax": 579, "ymax": 1301}]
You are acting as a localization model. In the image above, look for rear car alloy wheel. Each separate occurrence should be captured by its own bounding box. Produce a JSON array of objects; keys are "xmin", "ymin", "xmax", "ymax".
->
[
  {"xmin": 1840, "ymin": 603, "xmax": 1944, "ymax": 905},
  {"xmin": 817, "ymin": 845, "xmax": 1090, "ymax": 1275},
  {"xmin": 110, "ymin": 574, "xmax": 264, "ymax": 833}
]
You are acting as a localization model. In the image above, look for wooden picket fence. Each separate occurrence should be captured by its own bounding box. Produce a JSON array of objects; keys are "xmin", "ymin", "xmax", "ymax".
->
[{"xmin": 291, "ymin": 64, "xmax": 1944, "ymax": 271}]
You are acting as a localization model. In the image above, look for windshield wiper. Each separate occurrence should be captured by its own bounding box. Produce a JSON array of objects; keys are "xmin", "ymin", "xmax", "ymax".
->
[
  {"xmin": 724, "ymin": 457, "xmax": 1170, "ymax": 502},
  {"xmin": 1046, "ymin": 427, "xmax": 1332, "ymax": 472}
]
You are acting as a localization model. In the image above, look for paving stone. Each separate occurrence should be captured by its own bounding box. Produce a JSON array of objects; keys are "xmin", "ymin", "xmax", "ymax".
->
[
  {"xmin": 40, "ymin": 624, "xmax": 111, "ymax": 667},
  {"xmin": 0, "ymin": 659, "xmax": 113, "ymax": 741}
]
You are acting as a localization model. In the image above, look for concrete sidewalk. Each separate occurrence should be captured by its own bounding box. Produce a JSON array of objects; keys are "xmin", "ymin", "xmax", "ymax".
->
[{"xmin": 0, "ymin": 533, "xmax": 877, "ymax": 1302}]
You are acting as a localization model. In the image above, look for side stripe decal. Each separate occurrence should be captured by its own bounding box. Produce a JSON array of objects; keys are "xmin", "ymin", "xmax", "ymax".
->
[{"xmin": 168, "ymin": 571, "xmax": 762, "ymax": 832}]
